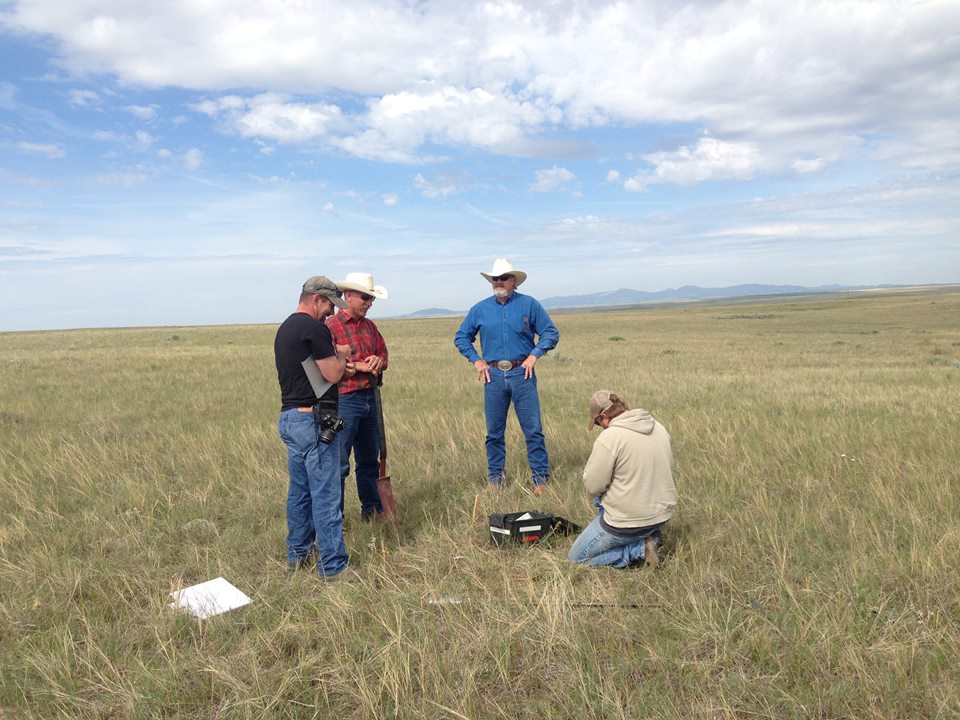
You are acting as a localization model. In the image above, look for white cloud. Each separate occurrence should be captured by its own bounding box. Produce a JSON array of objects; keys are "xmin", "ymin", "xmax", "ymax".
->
[
  {"xmin": 18, "ymin": 142, "xmax": 65, "ymax": 158},
  {"xmin": 625, "ymin": 138, "xmax": 764, "ymax": 190},
  {"xmin": 874, "ymin": 119, "xmax": 960, "ymax": 170},
  {"xmin": 184, "ymin": 148, "xmax": 203, "ymax": 169},
  {"xmin": 0, "ymin": 82, "xmax": 17, "ymax": 109},
  {"xmin": 67, "ymin": 89, "xmax": 99, "ymax": 107},
  {"xmin": 792, "ymin": 158, "xmax": 826, "ymax": 174},
  {"xmin": 134, "ymin": 130, "xmax": 153, "ymax": 150},
  {"xmin": 414, "ymin": 172, "xmax": 472, "ymax": 199},
  {"xmin": 4, "ymin": 0, "xmax": 960, "ymax": 173},
  {"xmin": 529, "ymin": 166, "xmax": 575, "ymax": 193},
  {"xmin": 96, "ymin": 168, "xmax": 150, "ymax": 186},
  {"xmin": 606, "ymin": 170, "xmax": 620, "ymax": 183},
  {"xmin": 125, "ymin": 104, "xmax": 158, "ymax": 121},
  {"xmin": 382, "ymin": 193, "xmax": 399, "ymax": 206},
  {"xmin": 194, "ymin": 93, "xmax": 343, "ymax": 143}
]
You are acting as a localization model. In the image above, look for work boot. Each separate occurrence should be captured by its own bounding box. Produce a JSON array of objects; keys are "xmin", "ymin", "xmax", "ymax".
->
[
  {"xmin": 286, "ymin": 554, "xmax": 315, "ymax": 574},
  {"xmin": 320, "ymin": 566, "xmax": 362, "ymax": 583},
  {"xmin": 643, "ymin": 536, "xmax": 660, "ymax": 567},
  {"xmin": 532, "ymin": 483, "xmax": 547, "ymax": 497}
]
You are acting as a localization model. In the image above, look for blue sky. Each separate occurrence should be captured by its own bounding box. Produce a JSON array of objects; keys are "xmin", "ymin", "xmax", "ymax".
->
[{"xmin": 1, "ymin": 0, "xmax": 958, "ymax": 331}]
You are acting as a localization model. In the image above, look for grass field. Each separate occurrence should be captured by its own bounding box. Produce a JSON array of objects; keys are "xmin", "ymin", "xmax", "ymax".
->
[{"xmin": 2, "ymin": 287, "xmax": 959, "ymax": 719}]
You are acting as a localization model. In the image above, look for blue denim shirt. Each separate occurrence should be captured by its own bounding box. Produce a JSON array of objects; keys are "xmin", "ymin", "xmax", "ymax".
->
[{"xmin": 454, "ymin": 291, "xmax": 559, "ymax": 363}]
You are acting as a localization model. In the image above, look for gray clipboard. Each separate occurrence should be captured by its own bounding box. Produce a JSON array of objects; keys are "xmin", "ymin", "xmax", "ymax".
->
[{"xmin": 301, "ymin": 358, "xmax": 333, "ymax": 399}]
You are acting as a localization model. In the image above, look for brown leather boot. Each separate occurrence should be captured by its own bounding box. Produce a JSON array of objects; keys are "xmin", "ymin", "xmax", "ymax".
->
[{"xmin": 644, "ymin": 536, "xmax": 659, "ymax": 567}]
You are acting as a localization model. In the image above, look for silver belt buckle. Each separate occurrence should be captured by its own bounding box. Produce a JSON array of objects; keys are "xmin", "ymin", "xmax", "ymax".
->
[{"xmin": 496, "ymin": 360, "xmax": 513, "ymax": 371}]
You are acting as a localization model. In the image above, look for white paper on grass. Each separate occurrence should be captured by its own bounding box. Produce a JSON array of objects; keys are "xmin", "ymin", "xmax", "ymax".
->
[{"xmin": 168, "ymin": 577, "xmax": 251, "ymax": 619}]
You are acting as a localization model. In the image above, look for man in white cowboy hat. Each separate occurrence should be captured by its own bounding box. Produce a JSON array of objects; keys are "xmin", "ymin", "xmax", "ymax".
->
[
  {"xmin": 454, "ymin": 258, "xmax": 560, "ymax": 494},
  {"xmin": 568, "ymin": 390, "xmax": 677, "ymax": 569},
  {"xmin": 274, "ymin": 275, "xmax": 354, "ymax": 578},
  {"xmin": 326, "ymin": 272, "xmax": 390, "ymax": 520}
]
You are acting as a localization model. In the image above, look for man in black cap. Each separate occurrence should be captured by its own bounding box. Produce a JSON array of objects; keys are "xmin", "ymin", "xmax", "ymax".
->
[{"xmin": 274, "ymin": 275, "xmax": 356, "ymax": 579}]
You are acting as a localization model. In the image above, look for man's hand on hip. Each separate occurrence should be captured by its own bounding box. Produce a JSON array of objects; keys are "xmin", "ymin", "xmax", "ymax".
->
[
  {"xmin": 474, "ymin": 359, "xmax": 491, "ymax": 383},
  {"xmin": 522, "ymin": 355, "xmax": 537, "ymax": 379}
]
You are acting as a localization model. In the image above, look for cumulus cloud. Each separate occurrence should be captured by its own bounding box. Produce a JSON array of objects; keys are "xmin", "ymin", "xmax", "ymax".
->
[
  {"xmin": 529, "ymin": 166, "xmax": 575, "ymax": 192},
  {"xmin": 625, "ymin": 138, "xmax": 765, "ymax": 190},
  {"xmin": 3, "ymin": 0, "xmax": 959, "ymax": 174},
  {"xmin": 193, "ymin": 93, "xmax": 343, "ymax": 143}
]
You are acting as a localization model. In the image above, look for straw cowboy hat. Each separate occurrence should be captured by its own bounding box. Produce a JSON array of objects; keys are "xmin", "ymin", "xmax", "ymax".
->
[
  {"xmin": 336, "ymin": 272, "xmax": 388, "ymax": 299},
  {"xmin": 480, "ymin": 258, "xmax": 527, "ymax": 287}
]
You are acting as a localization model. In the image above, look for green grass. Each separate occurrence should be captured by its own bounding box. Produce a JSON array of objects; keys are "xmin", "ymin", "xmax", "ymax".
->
[{"xmin": 1, "ymin": 288, "xmax": 959, "ymax": 718}]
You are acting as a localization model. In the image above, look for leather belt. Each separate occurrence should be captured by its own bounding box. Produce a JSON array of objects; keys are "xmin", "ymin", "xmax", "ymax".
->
[{"xmin": 488, "ymin": 360, "xmax": 523, "ymax": 371}]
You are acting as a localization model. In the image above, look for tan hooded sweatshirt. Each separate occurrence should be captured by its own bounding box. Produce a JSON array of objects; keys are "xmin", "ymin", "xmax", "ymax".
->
[{"xmin": 582, "ymin": 408, "xmax": 678, "ymax": 529}]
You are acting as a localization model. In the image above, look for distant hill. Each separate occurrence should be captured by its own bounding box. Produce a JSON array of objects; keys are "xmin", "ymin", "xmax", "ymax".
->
[
  {"xmin": 539, "ymin": 283, "xmax": 894, "ymax": 309},
  {"xmin": 396, "ymin": 283, "xmax": 907, "ymax": 318},
  {"xmin": 397, "ymin": 307, "xmax": 461, "ymax": 318}
]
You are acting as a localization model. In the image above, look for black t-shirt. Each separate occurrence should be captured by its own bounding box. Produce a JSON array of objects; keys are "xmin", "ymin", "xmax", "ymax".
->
[{"xmin": 274, "ymin": 312, "xmax": 338, "ymax": 412}]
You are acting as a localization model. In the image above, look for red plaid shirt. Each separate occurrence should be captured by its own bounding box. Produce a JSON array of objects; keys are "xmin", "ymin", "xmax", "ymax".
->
[{"xmin": 325, "ymin": 311, "xmax": 389, "ymax": 395}]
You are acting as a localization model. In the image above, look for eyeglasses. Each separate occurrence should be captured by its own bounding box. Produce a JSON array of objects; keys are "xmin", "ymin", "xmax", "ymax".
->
[
  {"xmin": 349, "ymin": 291, "xmax": 374, "ymax": 302},
  {"xmin": 491, "ymin": 274, "xmax": 513, "ymax": 282},
  {"xmin": 593, "ymin": 414, "xmax": 604, "ymax": 427}
]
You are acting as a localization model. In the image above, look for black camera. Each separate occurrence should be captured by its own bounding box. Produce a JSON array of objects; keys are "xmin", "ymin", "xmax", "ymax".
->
[{"xmin": 317, "ymin": 412, "xmax": 345, "ymax": 445}]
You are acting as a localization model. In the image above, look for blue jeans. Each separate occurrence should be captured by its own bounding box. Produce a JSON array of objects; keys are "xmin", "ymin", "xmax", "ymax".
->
[
  {"xmin": 337, "ymin": 389, "xmax": 382, "ymax": 519},
  {"xmin": 568, "ymin": 512, "xmax": 662, "ymax": 568},
  {"xmin": 483, "ymin": 366, "xmax": 549, "ymax": 486},
  {"xmin": 278, "ymin": 409, "xmax": 349, "ymax": 577}
]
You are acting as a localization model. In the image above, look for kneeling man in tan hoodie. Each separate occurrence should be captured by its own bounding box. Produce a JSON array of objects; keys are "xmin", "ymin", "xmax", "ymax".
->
[{"xmin": 568, "ymin": 390, "xmax": 678, "ymax": 568}]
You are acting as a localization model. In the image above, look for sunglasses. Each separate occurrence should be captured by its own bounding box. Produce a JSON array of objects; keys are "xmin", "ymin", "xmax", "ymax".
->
[
  {"xmin": 355, "ymin": 292, "xmax": 374, "ymax": 302},
  {"xmin": 491, "ymin": 274, "xmax": 514, "ymax": 282}
]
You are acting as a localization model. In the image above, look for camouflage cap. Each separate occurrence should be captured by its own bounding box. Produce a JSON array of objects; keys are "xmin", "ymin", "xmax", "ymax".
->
[{"xmin": 302, "ymin": 275, "xmax": 347, "ymax": 309}]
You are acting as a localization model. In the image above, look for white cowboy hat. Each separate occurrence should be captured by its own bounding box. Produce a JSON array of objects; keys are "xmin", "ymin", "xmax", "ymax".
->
[
  {"xmin": 480, "ymin": 258, "xmax": 527, "ymax": 286},
  {"xmin": 336, "ymin": 272, "xmax": 389, "ymax": 299}
]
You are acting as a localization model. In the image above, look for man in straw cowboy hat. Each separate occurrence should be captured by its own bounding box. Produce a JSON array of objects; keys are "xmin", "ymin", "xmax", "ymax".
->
[
  {"xmin": 274, "ymin": 276, "xmax": 355, "ymax": 578},
  {"xmin": 326, "ymin": 272, "xmax": 390, "ymax": 521},
  {"xmin": 454, "ymin": 258, "xmax": 560, "ymax": 494},
  {"xmin": 568, "ymin": 390, "xmax": 678, "ymax": 568}
]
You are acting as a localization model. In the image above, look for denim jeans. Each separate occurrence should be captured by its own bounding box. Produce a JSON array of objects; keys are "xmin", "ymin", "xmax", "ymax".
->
[
  {"xmin": 567, "ymin": 512, "xmax": 662, "ymax": 568},
  {"xmin": 277, "ymin": 409, "xmax": 349, "ymax": 577},
  {"xmin": 336, "ymin": 389, "xmax": 382, "ymax": 519},
  {"xmin": 483, "ymin": 366, "xmax": 549, "ymax": 486}
]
